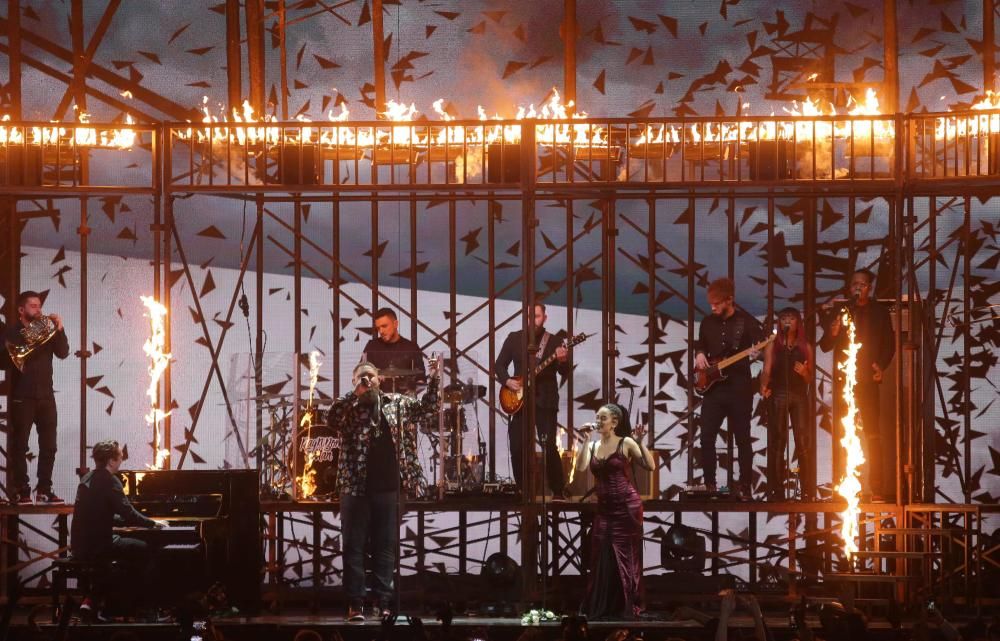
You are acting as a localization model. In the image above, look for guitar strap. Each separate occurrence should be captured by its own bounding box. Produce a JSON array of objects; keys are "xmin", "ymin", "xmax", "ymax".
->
[
  {"xmin": 536, "ymin": 332, "xmax": 551, "ymax": 368},
  {"xmin": 730, "ymin": 316, "xmax": 745, "ymax": 354}
]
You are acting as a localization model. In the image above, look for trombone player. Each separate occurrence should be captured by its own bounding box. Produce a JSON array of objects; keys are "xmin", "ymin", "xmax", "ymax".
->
[{"xmin": 3, "ymin": 291, "xmax": 69, "ymax": 505}]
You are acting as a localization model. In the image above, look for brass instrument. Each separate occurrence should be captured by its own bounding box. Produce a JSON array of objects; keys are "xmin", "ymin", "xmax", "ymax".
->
[{"xmin": 5, "ymin": 314, "xmax": 58, "ymax": 371}]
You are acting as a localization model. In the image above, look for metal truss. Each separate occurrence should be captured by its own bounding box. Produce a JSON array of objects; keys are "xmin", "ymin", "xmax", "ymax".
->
[{"xmin": 1, "ymin": 110, "xmax": 998, "ymax": 609}]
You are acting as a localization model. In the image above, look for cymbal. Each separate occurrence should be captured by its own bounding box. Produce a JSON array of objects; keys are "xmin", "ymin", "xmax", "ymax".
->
[{"xmin": 378, "ymin": 366, "xmax": 422, "ymax": 378}]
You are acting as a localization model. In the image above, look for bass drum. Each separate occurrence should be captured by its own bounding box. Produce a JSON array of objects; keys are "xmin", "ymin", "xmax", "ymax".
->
[{"xmin": 295, "ymin": 422, "xmax": 340, "ymax": 498}]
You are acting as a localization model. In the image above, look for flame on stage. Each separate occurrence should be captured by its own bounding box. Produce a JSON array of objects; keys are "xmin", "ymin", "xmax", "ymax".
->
[
  {"xmin": 557, "ymin": 425, "xmax": 579, "ymax": 486},
  {"xmin": 141, "ymin": 296, "xmax": 171, "ymax": 470},
  {"xmin": 0, "ymin": 112, "xmax": 136, "ymax": 149},
  {"xmin": 834, "ymin": 312, "xmax": 865, "ymax": 560},
  {"xmin": 297, "ymin": 351, "xmax": 322, "ymax": 499}
]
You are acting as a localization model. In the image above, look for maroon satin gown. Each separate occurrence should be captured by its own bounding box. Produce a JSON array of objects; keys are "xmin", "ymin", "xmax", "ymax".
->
[{"xmin": 582, "ymin": 439, "xmax": 644, "ymax": 619}]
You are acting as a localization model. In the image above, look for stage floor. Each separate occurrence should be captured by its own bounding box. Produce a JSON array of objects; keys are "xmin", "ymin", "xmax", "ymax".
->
[{"xmin": 22, "ymin": 611, "xmax": 943, "ymax": 641}]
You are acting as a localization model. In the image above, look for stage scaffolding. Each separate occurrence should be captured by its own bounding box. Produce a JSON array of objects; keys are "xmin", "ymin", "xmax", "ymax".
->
[{"xmin": 1, "ymin": 112, "xmax": 998, "ymax": 610}]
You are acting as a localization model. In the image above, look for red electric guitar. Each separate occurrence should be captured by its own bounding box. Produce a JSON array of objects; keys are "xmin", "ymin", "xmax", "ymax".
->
[{"xmin": 694, "ymin": 334, "xmax": 775, "ymax": 395}]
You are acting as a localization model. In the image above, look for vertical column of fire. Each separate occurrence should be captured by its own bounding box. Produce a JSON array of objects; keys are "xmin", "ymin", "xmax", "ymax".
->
[
  {"xmin": 297, "ymin": 351, "xmax": 322, "ymax": 498},
  {"xmin": 835, "ymin": 311, "xmax": 866, "ymax": 559},
  {"xmin": 140, "ymin": 296, "xmax": 171, "ymax": 469},
  {"xmin": 558, "ymin": 426, "xmax": 579, "ymax": 486}
]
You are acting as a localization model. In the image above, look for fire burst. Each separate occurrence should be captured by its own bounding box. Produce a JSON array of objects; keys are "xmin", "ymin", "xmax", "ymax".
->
[
  {"xmin": 834, "ymin": 311, "xmax": 866, "ymax": 560},
  {"xmin": 140, "ymin": 296, "xmax": 171, "ymax": 470},
  {"xmin": 297, "ymin": 351, "xmax": 322, "ymax": 499},
  {"xmin": 557, "ymin": 426, "xmax": 579, "ymax": 486}
]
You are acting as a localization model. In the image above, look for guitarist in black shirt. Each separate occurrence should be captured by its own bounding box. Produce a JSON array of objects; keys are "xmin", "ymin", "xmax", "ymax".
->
[
  {"xmin": 693, "ymin": 278, "xmax": 764, "ymax": 498},
  {"xmin": 494, "ymin": 303, "xmax": 569, "ymax": 498}
]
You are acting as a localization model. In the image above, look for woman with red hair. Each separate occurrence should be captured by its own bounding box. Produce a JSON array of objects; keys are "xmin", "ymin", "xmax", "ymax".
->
[{"xmin": 760, "ymin": 307, "xmax": 814, "ymax": 501}]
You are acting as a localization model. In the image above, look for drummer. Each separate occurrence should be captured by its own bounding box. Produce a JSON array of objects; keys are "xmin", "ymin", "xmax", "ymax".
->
[{"xmin": 361, "ymin": 307, "xmax": 426, "ymax": 393}]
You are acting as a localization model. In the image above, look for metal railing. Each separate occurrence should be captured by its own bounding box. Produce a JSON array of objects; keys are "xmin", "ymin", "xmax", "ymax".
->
[
  {"xmin": 0, "ymin": 120, "xmax": 158, "ymax": 191},
  {"xmin": 3, "ymin": 111, "xmax": 1000, "ymax": 191}
]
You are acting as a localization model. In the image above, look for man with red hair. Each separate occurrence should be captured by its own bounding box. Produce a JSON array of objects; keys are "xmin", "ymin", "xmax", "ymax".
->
[{"xmin": 694, "ymin": 278, "xmax": 764, "ymax": 498}]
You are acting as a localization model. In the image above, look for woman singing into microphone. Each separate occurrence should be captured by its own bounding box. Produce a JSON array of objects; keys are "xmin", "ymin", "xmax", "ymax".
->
[
  {"xmin": 760, "ymin": 307, "xmax": 814, "ymax": 501},
  {"xmin": 576, "ymin": 404, "xmax": 655, "ymax": 620}
]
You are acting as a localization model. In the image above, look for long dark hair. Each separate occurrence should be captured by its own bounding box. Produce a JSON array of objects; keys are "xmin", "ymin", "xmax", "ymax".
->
[{"xmin": 603, "ymin": 403, "xmax": 632, "ymax": 438}]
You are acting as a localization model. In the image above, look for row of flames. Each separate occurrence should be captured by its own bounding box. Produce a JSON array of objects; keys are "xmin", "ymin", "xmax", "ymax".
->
[
  {"xmin": 6, "ymin": 90, "xmax": 1000, "ymax": 153},
  {"xmin": 0, "ymin": 112, "xmax": 137, "ymax": 149},
  {"xmin": 175, "ymin": 90, "xmax": 606, "ymax": 151}
]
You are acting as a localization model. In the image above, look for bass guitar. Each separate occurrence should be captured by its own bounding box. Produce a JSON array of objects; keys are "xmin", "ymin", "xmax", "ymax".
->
[
  {"xmin": 498, "ymin": 332, "xmax": 588, "ymax": 414},
  {"xmin": 694, "ymin": 333, "xmax": 775, "ymax": 395}
]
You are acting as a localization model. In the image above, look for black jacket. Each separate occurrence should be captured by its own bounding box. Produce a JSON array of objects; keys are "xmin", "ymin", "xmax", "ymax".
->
[
  {"xmin": 71, "ymin": 468, "xmax": 157, "ymax": 560},
  {"xmin": 695, "ymin": 309, "xmax": 764, "ymax": 382},
  {"xmin": 494, "ymin": 327, "xmax": 568, "ymax": 410},
  {"xmin": 819, "ymin": 300, "xmax": 895, "ymax": 385},
  {"xmin": 4, "ymin": 321, "xmax": 70, "ymax": 399}
]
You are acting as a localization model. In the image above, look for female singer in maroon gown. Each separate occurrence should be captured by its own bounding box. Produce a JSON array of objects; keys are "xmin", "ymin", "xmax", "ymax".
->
[{"xmin": 577, "ymin": 404, "xmax": 655, "ymax": 619}]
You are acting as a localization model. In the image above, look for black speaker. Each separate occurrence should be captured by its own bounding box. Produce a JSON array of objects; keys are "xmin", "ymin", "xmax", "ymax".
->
[
  {"xmin": 0, "ymin": 146, "xmax": 43, "ymax": 186},
  {"xmin": 274, "ymin": 145, "xmax": 319, "ymax": 185},
  {"xmin": 749, "ymin": 141, "xmax": 793, "ymax": 180},
  {"xmin": 487, "ymin": 143, "xmax": 521, "ymax": 183},
  {"xmin": 225, "ymin": 469, "xmax": 262, "ymax": 613}
]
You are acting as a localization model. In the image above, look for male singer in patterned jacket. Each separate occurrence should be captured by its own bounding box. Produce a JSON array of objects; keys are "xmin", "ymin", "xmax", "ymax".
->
[{"xmin": 326, "ymin": 359, "xmax": 439, "ymax": 621}]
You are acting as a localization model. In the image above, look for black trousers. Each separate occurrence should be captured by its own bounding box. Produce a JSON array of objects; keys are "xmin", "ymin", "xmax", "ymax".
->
[
  {"xmin": 83, "ymin": 536, "xmax": 156, "ymax": 612},
  {"xmin": 508, "ymin": 406, "xmax": 565, "ymax": 494},
  {"xmin": 9, "ymin": 397, "xmax": 58, "ymax": 492},
  {"xmin": 767, "ymin": 392, "xmax": 815, "ymax": 499},
  {"xmin": 857, "ymin": 381, "xmax": 895, "ymax": 499},
  {"xmin": 699, "ymin": 380, "xmax": 753, "ymax": 488}
]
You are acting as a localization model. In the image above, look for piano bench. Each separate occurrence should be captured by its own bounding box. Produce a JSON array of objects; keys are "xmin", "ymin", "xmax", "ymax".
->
[{"xmin": 50, "ymin": 558, "xmax": 114, "ymax": 621}]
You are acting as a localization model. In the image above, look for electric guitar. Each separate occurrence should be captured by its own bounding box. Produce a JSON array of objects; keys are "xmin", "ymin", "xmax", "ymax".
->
[
  {"xmin": 694, "ymin": 333, "xmax": 775, "ymax": 395},
  {"xmin": 498, "ymin": 332, "xmax": 589, "ymax": 415}
]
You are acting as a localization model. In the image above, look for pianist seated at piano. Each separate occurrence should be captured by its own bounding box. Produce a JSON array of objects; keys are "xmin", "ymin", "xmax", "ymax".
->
[{"xmin": 70, "ymin": 440, "xmax": 169, "ymax": 614}]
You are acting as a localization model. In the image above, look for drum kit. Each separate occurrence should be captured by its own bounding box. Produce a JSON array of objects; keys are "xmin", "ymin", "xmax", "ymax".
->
[
  {"xmin": 428, "ymin": 380, "xmax": 487, "ymax": 495},
  {"xmin": 246, "ymin": 392, "xmax": 337, "ymax": 500},
  {"xmin": 246, "ymin": 359, "xmax": 490, "ymax": 500}
]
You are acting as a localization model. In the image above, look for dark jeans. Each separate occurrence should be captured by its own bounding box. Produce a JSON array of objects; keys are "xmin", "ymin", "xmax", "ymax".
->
[
  {"xmin": 340, "ymin": 491, "xmax": 398, "ymax": 604},
  {"xmin": 857, "ymin": 381, "xmax": 894, "ymax": 498},
  {"xmin": 9, "ymin": 397, "xmax": 58, "ymax": 493},
  {"xmin": 699, "ymin": 380, "xmax": 753, "ymax": 488},
  {"xmin": 508, "ymin": 406, "xmax": 564, "ymax": 494},
  {"xmin": 767, "ymin": 392, "xmax": 815, "ymax": 499}
]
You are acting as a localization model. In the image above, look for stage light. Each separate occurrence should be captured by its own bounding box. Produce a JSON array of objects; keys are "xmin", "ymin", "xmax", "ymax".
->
[
  {"xmin": 660, "ymin": 524, "xmax": 707, "ymax": 572},
  {"xmin": 480, "ymin": 553, "xmax": 520, "ymax": 616},
  {"xmin": 482, "ymin": 552, "xmax": 519, "ymax": 588}
]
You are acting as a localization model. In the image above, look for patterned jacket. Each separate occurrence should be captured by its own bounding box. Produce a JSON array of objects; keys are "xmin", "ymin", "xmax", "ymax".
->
[{"xmin": 327, "ymin": 376, "xmax": 438, "ymax": 497}]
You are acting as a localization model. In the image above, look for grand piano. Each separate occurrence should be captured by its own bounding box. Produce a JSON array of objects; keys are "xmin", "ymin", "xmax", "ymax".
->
[{"xmin": 116, "ymin": 469, "xmax": 260, "ymax": 611}]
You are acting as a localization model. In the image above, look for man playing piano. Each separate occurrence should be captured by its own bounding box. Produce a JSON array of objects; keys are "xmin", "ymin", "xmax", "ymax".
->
[{"xmin": 71, "ymin": 440, "xmax": 168, "ymax": 616}]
